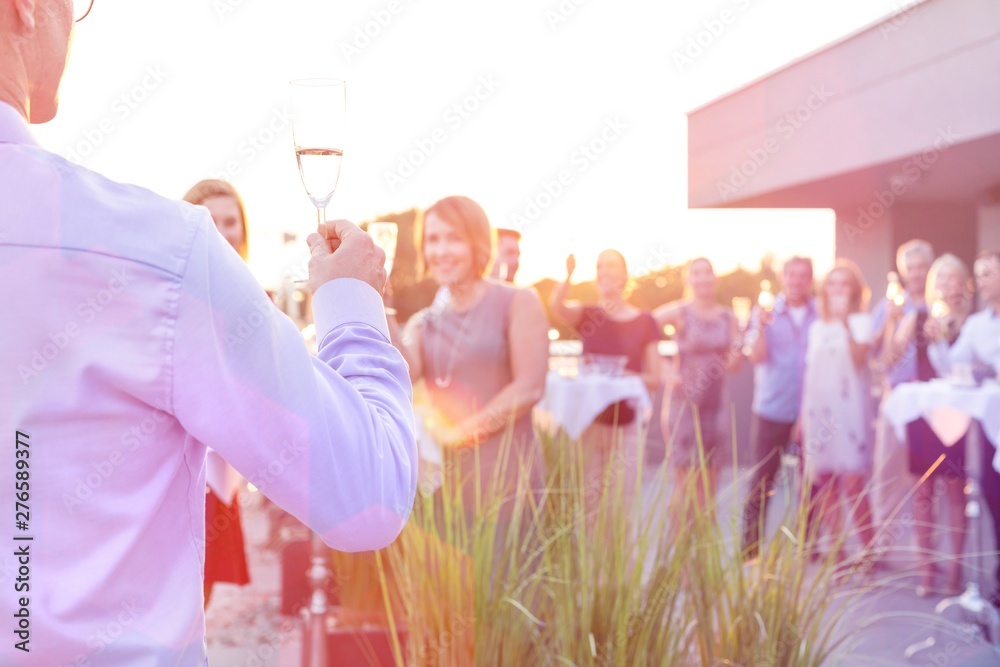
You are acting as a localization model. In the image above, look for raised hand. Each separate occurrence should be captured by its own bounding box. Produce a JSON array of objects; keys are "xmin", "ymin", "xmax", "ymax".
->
[{"xmin": 307, "ymin": 219, "xmax": 386, "ymax": 295}]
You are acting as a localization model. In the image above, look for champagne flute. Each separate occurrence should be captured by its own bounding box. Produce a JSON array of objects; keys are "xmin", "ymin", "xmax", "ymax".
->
[
  {"xmin": 757, "ymin": 279, "xmax": 775, "ymax": 313},
  {"xmin": 289, "ymin": 78, "xmax": 346, "ymax": 281},
  {"xmin": 366, "ymin": 221, "xmax": 398, "ymax": 314},
  {"xmin": 365, "ymin": 222, "xmax": 398, "ymax": 278},
  {"xmin": 886, "ymin": 271, "xmax": 905, "ymax": 306}
]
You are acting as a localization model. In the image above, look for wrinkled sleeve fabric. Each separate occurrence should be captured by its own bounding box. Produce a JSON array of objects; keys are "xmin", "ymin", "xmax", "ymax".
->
[{"xmin": 171, "ymin": 213, "xmax": 416, "ymax": 551}]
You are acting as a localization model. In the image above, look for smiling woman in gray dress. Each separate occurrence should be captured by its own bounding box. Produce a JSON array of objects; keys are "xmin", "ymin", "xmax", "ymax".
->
[{"xmin": 389, "ymin": 196, "xmax": 549, "ymax": 518}]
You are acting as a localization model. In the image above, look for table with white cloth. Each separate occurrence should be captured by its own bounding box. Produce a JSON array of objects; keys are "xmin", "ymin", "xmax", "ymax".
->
[
  {"xmin": 883, "ymin": 379, "xmax": 1000, "ymax": 472},
  {"xmin": 534, "ymin": 370, "xmax": 652, "ymax": 440},
  {"xmin": 883, "ymin": 379, "xmax": 1000, "ymax": 655}
]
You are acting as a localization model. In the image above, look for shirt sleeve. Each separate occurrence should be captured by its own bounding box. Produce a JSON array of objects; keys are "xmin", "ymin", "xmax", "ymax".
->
[
  {"xmin": 870, "ymin": 297, "xmax": 888, "ymax": 357},
  {"xmin": 944, "ymin": 318, "xmax": 977, "ymax": 367},
  {"xmin": 171, "ymin": 215, "xmax": 416, "ymax": 552}
]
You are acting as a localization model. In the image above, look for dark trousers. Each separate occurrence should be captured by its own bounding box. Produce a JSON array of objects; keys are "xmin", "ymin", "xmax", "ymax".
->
[
  {"xmin": 980, "ymin": 432, "xmax": 1000, "ymax": 590},
  {"xmin": 741, "ymin": 415, "xmax": 795, "ymax": 559}
]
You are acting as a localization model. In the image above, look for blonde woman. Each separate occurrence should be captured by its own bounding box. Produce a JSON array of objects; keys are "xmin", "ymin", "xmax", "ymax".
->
[
  {"xmin": 891, "ymin": 254, "xmax": 974, "ymax": 594},
  {"xmin": 797, "ymin": 260, "xmax": 875, "ymax": 561}
]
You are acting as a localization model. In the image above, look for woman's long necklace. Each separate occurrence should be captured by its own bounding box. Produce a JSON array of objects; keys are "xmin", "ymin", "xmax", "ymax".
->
[{"xmin": 433, "ymin": 285, "xmax": 481, "ymax": 389}]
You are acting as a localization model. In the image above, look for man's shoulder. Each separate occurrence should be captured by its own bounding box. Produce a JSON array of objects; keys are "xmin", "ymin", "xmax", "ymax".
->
[
  {"xmin": 48, "ymin": 155, "xmax": 212, "ymax": 277},
  {"xmin": 965, "ymin": 308, "xmax": 994, "ymax": 328}
]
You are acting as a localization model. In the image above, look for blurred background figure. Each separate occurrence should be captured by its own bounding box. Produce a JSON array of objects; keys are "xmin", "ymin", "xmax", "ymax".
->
[
  {"xmin": 183, "ymin": 179, "xmax": 252, "ymax": 608},
  {"xmin": 390, "ymin": 196, "xmax": 548, "ymax": 518},
  {"xmin": 927, "ymin": 249, "xmax": 1000, "ymax": 607},
  {"xmin": 549, "ymin": 250, "xmax": 662, "ymax": 519},
  {"xmin": 740, "ymin": 256, "xmax": 817, "ymax": 561},
  {"xmin": 871, "ymin": 240, "xmax": 934, "ymax": 534},
  {"xmin": 490, "ymin": 227, "xmax": 522, "ymax": 283},
  {"xmin": 891, "ymin": 253, "xmax": 973, "ymax": 595},
  {"xmin": 655, "ymin": 257, "xmax": 742, "ymax": 515},
  {"xmin": 799, "ymin": 261, "xmax": 876, "ymax": 563}
]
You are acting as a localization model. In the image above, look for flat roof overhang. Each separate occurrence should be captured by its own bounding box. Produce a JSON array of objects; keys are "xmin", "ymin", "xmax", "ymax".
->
[{"xmin": 687, "ymin": 0, "xmax": 1000, "ymax": 211}]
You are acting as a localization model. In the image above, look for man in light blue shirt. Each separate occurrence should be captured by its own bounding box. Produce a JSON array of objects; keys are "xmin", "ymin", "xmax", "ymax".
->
[
  {"xmin": 0, "ymin": 4, "xmax": 416, "ymax": 664},
  {"xmin": 740, "ymin": 257, "xmax": 817, "ymax": 559},
  {"xmin": 928, "ymin": 249, "xmax": 1000, "ymax": 607}
]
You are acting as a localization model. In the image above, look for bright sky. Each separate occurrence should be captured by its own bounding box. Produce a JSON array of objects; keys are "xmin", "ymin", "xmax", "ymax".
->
[{"xmin": 34, "ymin": 0, "xmax": 909, "ymax": 289}]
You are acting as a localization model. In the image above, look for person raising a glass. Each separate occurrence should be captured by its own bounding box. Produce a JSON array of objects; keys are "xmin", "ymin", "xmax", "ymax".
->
[{"xmin": 549, "ymin": 250, "xmax": 662, "ymax": 518}]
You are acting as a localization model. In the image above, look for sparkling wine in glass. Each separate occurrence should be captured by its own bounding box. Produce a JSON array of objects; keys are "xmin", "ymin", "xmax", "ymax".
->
[
  {"xmin": 295, "ymin": 147, "xmax": 343, "ymax": 208},
  {"xmin": 289, "ymin": 78, "xmax": 346, "ymax": 280}
]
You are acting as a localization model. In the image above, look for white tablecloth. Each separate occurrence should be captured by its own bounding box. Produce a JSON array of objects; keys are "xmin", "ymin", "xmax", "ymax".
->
[
  {"xmin": 883, "ymin": 380, "xmax": 1000, "ymax": 471},
  {"xmin": 534, "ymin": 371, "xmax": 651, "ymax": 440}
]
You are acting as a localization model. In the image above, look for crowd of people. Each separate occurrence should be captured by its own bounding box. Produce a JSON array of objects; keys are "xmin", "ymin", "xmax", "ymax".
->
[
  {"xmin": 4, "ymin": 5, "xmax": 1000, "ymax": 661},
  {"xmin": 376, "ymin": 193, "xmax": 1000, "ymax": 608}
]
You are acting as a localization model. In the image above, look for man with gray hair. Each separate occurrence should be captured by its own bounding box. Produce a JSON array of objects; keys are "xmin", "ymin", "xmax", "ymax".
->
[{"xmin": 870, "ymin": 239, "xmax": 934, "ymax": 543}]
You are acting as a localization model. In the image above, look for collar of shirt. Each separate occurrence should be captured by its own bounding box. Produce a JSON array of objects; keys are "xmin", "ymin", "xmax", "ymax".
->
[{"xmin": 0, "ymin": 100, "xmax": 38, "ymax": 147}]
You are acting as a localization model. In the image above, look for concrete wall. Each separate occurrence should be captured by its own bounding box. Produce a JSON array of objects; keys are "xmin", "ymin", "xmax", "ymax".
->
[
  {"xmin": 835, "ymin": 205, "xmax": 895, "ymax": 299},
  {"xmin": 835, "ymin": 201, "xmax": 981, "ymax": 298},
  {"xmin": 890, "ymin": 201, "xmax": 978, "ymax": 269},
  {"xmin": 688, "ymin": 0, "xmax": 1000, "ymax": 209},
  {"xmin": 979, "ymin": 205, "xmax": 1000, "ymax": 253}
]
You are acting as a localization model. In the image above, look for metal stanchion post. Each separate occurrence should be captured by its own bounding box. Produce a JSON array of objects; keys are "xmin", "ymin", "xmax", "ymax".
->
[
  {"xmin": 905, "ymin": 418, "xmax": 1000, "ymax": 659},
  {"xmin": 301, "ymin": 531, "xmax": 330, "ymax": 667}
]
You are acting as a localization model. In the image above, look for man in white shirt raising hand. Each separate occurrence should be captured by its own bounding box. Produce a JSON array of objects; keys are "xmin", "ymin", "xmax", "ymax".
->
[{"xmin": 0, "ymin": 2, "xmax": 417, "ymax": 664}]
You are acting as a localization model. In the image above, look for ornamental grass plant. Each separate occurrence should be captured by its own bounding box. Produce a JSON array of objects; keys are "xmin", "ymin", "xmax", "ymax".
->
[{"xmin": 369, "ymin": 420, "xmax": 884, "ymax": 666}]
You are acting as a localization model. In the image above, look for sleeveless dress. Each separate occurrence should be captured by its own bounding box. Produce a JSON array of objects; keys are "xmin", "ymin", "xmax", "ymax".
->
[
  {"xmin": 578, "ymin": 306, "xmax": 661, "ymax": 425},
  {"xmin": 665, "ymin": 304, "xmax": 734, "ymax": 468},
  {"xmin": 801, "ymin": 317, "xmax": 871, "ymax": 478},
  {"xmin": 419, "ymin": 281, "xmax": 543, "ymax": 513}
]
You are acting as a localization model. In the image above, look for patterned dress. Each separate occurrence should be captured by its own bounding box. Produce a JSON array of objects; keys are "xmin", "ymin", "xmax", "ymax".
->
[
  {"xmin": 665, "ymin": 304, "xmax": 734, "ymax": 468},
  {"xmin": 801, "ymin": 317, "xmax": 872, "ymax": 478}
]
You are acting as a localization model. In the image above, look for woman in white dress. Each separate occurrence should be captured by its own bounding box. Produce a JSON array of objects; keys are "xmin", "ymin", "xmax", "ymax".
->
[{"xmin": 797, "ymin": 260, "xmax": 876, "ymax": 560}]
